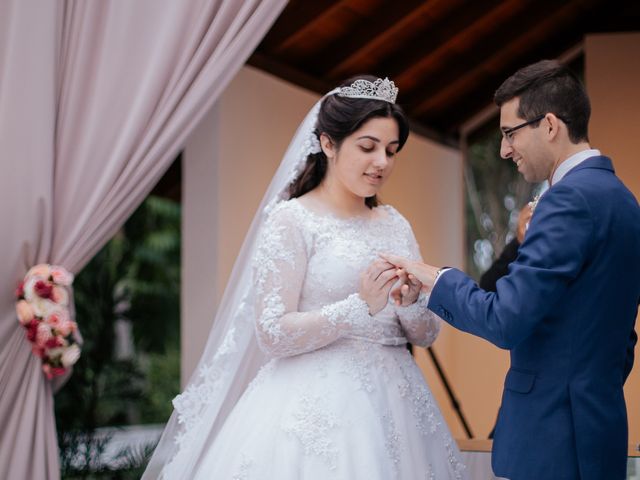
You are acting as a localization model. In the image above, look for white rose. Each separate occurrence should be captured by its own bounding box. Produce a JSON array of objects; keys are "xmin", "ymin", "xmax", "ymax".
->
[
  {"xmin": 26, "ymin": 264, "xmax": 50, "ymax": 280},
  {"xmin": 61, "ymin": 344, "xmax": 81, "ymax": 368},
  {"xmin": 50, "ymin": 267, "xmax": 74, "ymax": 286},
  {"xmin": 47, "ymin": 347, "xmax": 65, "ymax": 359},
  {"xmin": 32, "ymin": 297, "xmax": 57, "ymax": 318},
  {"xmin": 22, "ymin": 277, "xmax": 38, "ymax": 303}
]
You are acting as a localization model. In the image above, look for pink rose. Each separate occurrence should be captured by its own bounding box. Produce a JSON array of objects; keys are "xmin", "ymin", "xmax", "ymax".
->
[
  {"xmin": 31, "ymin": 345, "xmax": 45, "ymax": 358},
  {"xmin": 57, "ymin": 320, "xmax": 77, "ymax": 337},
  {"xmin": 42, "ymin": 364, "xmax": 65, "ymax": 379},
  {"xmin": 50, "ymin": 267, "xmax": 74, "ymax": 286},
  {"xmin": 36, "ymin": 323, "xmax": 53, "ymax": 348},
  {"xmin": 16, "ymin": 300, "xmax": 35, "ymax": 325},
  {"xmin": 44, "ymin": 309, "xmax": 70, "ymax": 329},
  {"xmin": 51, "ymin": 286, "xmax": 69, "ymax": 306},
  {"xmin": 51, "ymin": 367, "xmax": 67, "ymax": 378}
]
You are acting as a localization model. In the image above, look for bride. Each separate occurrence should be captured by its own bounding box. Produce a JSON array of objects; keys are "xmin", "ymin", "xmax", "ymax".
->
[{"xmin": 143, "ymin": 76, "xmax": 467, "ymax": 479}]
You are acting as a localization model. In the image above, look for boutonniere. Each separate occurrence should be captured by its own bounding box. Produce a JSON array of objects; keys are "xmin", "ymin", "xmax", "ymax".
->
[
  {"xmin": 528, "ymin": 194, "xmax": 540, "ymax": 213},
  {"xmin": 525, "ymin": 194, "xmax": 540, "ymax": 231}
]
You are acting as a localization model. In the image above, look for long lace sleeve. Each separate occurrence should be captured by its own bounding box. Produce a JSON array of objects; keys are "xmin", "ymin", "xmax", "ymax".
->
[
  {"xmin": 393, "ymin": 216, "xmax": 441, "ymax": 347},
  {"xmin": 253, "ymin": 204, "xmax": 373, "ymax": 358},
  {"xmin": 397, "ymin": 291, "xmax": 441, "ymax": 347}
]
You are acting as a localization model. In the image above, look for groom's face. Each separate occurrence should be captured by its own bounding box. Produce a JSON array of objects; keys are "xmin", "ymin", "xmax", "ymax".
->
[{"xmin": 499, "ymin": 98, "xmax": 554, "ymax": 183}]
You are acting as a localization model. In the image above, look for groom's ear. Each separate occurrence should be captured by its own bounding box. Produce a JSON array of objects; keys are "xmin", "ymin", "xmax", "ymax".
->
[{"xmin": 320, "ymin": 133, "xmax": 336, "ymax": 159}]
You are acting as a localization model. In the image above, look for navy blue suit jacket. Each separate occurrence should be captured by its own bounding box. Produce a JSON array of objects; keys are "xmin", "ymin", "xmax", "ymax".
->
[{"xmin": 429, "ymin": 156, "xmax": 640, "ymax": 480}]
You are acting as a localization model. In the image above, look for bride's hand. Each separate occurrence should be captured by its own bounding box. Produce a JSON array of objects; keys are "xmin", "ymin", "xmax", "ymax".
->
[
  {"xmin": 359, "ymin": 260, "xmax": 398, "ymax": 315},
  {"xmin": 390, "ymin": 270, "xmax": 422, "ymax": 306}
]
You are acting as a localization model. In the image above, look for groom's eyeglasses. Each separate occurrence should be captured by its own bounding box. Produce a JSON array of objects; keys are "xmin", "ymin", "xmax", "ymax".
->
[
  {"xmin": 501, "ymin": 114, "xmax": 571, "ymax": 145},
  {"xmin": 501, "ymin": 115, "xmax": 545, "ymax": 145}
]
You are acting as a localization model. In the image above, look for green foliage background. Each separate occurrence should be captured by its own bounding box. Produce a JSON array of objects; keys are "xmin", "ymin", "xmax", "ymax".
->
[
  {"xmin": 55, "ymin": 196, "xmax": 181, "ymax": 478},
  {"xmin": 464, "ymin": 128, "xmax": 536, "ymax": 280}
]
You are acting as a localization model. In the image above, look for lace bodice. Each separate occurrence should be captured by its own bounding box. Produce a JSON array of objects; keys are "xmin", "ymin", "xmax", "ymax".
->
[{"xmin": 252, "ymin": 199, "xmax": 440, "ymax": 358}]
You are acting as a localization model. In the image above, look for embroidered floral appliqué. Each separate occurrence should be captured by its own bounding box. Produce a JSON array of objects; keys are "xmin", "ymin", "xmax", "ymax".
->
[{"xmin": 281, "ymin": 394, "xmax": 340, "ymax": 470}]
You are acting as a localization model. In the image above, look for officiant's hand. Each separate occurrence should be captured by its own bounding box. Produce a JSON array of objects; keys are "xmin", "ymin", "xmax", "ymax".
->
[
  {"xmin": 380, "ymin": 254, "xmax": 440, "ymax": 292},
  {"xmin": 390, "ymin": 269, "xmax": 422, "ymax": 306},
  {"xmin": 360, "ymin": 260, "xmax": 398, "ymax": 315}
]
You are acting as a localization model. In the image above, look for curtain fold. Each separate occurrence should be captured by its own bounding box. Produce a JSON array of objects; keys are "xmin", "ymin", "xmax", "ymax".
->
[{"xmin": 0, "ymin": 0, "xmax": 286, "ymax": 477}]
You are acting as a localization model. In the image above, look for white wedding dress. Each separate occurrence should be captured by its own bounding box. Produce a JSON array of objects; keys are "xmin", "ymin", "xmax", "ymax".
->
[{"xmin": 190, "ymin": 199, "xmax": 467, "ymax": 480}]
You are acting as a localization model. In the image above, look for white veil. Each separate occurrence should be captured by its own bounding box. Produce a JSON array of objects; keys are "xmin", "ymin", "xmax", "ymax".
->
[{"xmin": 142, "ymin": 89, "xmax": 338, "ymax": 479}]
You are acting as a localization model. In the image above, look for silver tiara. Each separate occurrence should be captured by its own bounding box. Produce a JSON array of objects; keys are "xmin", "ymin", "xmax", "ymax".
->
[{"xmin": 337, "ymin": 77, "xmax": 398, "ymax": 104}]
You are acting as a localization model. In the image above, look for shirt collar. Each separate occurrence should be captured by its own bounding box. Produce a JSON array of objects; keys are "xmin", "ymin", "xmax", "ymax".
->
[{"xmin": 550, "ymin": 149, "xmax": 601, "ymax": 185}]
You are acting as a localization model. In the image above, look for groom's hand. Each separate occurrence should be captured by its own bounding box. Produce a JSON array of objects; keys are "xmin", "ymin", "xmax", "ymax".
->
[{"xmin": 380, "ymin": 254, "xmax": 440, "ymax": 293}]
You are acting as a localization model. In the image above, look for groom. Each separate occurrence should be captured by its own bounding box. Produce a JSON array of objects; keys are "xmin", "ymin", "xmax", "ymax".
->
[{"xmin": 385, "ymin": 60, "xmax": 640, "ymax": 480}]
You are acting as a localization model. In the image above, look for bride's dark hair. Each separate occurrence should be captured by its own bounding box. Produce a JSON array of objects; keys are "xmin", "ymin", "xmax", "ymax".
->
[{"xmin": 288, "ymin": 75, "xmax": 410, "ymax": 208}]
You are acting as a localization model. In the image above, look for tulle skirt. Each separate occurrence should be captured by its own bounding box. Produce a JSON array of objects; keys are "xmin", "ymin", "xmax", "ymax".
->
[{"xmin": 192, "ymin": 338, "xmax": 468, "ymax": 479}]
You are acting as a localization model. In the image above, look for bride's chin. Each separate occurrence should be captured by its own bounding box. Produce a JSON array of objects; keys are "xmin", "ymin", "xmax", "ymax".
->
[
  {"xmin": 359, "ymin": 182, "xmax": 382, "ymax": 196},
  {"xmin": 358, "ymin": 187, "xmax": 379, "ymax": 198}
]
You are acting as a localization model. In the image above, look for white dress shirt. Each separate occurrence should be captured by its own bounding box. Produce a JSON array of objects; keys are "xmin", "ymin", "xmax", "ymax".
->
[{"xmin": 551, "ymin": 148, "xmax": 601, "ymax": 185}]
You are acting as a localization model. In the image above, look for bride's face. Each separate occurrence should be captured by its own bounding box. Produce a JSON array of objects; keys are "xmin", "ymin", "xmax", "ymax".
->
[{"xmin": 322, "ymin": 116, "xmax": 400, "ymax": 200}]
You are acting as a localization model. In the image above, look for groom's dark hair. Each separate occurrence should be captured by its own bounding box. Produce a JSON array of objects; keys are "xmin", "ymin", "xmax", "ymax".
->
[
  {"xmin": 289, "ymin": 75, "xmax": 410, "ymax": 208},
  {"xmin": 494, "ymin": 59, "xmax": 591, "ymax": 144}
]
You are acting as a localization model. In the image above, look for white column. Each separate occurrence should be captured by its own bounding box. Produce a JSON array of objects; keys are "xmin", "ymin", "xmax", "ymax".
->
[{"xmin": 181, "ymin": 105, "xmax": 220, "ymax": 386}]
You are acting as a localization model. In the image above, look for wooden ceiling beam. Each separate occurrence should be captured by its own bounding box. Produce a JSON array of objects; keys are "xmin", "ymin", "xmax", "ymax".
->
[
  {"xmin": 250, "ymin": 0, "xmax": 637, "ymax": 140},
  {"xmin": 275, "ymin": 0, "xmax": 367, "ymax": 56},
  {"xmin": 327, "ymin": 0, "xmax": 465, "ymax": 79},
  {"xmin": 258, "ymin": 0, "xmax": 344, "ymax": 54},
  {"xmin": 315, "ymin": 0, "xmax": 437, "ymax": 80},
  {"xmin": 439, "ymin": 41, "xmax": 584, "ymax": 133},
  {"xmin": 389, "ymin": 0, "xmax": 527, "ymax": 95},
  {"xmin": 400, "ymin": 0, "xmax": 550, "ymax": 115},
  {"xmin": 411, "ymin": 0, "xmax": 598, "ymax": 121}
]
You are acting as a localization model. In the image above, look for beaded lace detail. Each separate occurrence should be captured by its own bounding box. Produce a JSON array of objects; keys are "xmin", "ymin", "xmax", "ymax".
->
[
  {"xmin": 252, "ymin": 199, "xmax": 440, "ymax": 358},
  {"xmin": 281, "ymin": 394, "xmax": 341, "ymax": 469}
]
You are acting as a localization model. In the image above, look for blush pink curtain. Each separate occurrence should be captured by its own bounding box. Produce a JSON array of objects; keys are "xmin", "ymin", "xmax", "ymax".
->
[{"xmin": 0, "ymin": 0, "xmax": 286, "ymax": 478}]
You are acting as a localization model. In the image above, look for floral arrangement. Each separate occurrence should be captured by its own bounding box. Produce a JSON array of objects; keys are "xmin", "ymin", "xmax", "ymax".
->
[{"xmin": 15, "ymin": 264, "xmax": 81, "ymax": 379}]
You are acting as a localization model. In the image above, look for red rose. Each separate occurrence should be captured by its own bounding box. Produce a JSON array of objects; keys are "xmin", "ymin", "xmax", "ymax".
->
[
  {"xmin": 26, "ymin": 321, "xmax": 39, "ymax": 342},
  {"xmin": 15, "ymin": 281, "xmax": 24, "ymax": 299},
  {"xmin": 45, "ymin": 337, "xmax": 62, "ymax": 349},
  {"xmin": 34, "ymin": 281, "xmax": 53, "ymax": 299}
]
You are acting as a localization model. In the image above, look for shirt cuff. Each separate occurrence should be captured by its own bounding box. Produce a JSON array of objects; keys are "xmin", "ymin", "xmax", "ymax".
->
[{"xmin": 433, "ymin": 267, "xmax": 452, "ymax": 287}]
